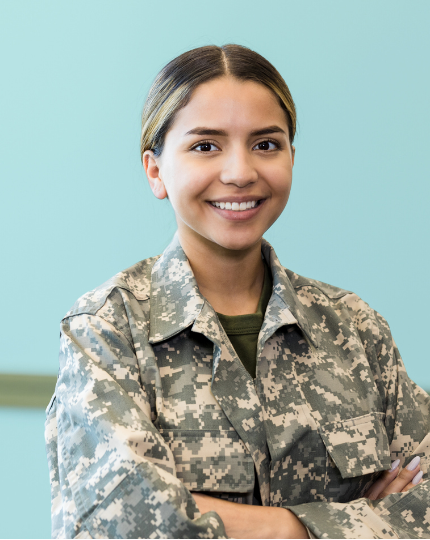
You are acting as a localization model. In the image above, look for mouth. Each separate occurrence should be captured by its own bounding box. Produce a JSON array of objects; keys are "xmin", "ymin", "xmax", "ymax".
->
[
  {"xmin": 207, "ymin": 198, "xmax": 266, "ymax": 222},
  {"xmin": 209, "ymin": 199, "xmax": 264, "ymax": 211}
]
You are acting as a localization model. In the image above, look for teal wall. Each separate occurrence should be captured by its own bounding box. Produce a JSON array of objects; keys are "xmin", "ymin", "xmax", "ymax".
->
[
  {"xmin": 1, "ymin": 1, "xmax": 429, "ymax": 537},
  {"xmin": 0, "ymin": 409, "xmax": 51, "ymax": 538}
]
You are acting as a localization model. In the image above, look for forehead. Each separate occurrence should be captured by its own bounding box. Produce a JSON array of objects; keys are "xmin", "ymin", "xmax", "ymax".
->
[{"xmin": 170, "ymin": 76, "xmax": 288, "ymax": 134}]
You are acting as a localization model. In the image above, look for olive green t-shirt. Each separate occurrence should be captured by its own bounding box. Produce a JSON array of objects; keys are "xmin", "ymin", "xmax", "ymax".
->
[{"xmin": 216, "ymin": 261, "xmax": 273, "ymax": 379}]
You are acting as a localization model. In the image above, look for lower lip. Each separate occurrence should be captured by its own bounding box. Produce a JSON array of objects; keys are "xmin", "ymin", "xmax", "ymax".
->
[{"xmin": 207, "ymin": 201, "xmax": 266, "ymax": 221}]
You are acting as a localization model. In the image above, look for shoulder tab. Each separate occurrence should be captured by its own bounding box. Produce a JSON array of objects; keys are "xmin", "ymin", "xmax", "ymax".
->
[
  {"xmin": 63, "ymin": 255, "xmax": 159, "ymax": 319},
  {"xmin": 285, "ymin": 268, "xmax": 352, "ymax": 300}
]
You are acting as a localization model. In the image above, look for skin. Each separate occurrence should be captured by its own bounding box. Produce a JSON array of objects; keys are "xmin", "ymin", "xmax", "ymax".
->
[
  {"xmin": 364, "ymin": 458, "xmax": 423, "ymax": 500},
  {"xmin": 143, "ymin": 76, "xmax": 422, "ymax": 538},
  {"xmin": 144, "ymin": 76, "xmax": 294, "ymax": 316}
]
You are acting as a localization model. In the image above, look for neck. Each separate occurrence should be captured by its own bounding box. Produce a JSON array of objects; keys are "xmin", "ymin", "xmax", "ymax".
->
[{"xmin": 179, "ymin": 231, "xmax": 265, "ymax": 316}]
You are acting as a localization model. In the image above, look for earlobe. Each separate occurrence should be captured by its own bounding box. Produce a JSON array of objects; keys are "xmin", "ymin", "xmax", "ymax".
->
[{"xmin": 143, "ymin": 151, "xmax": 168, "ymax": 200}]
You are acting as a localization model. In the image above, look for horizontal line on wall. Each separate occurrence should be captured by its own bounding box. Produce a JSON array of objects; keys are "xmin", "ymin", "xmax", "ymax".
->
[
  {"xmin": 0, "ymin": 373, "xmax": 57, "ymax": 408},
  {"xmin": 1, "ymin": 373, "xmax": 429, "ymax": 409}
]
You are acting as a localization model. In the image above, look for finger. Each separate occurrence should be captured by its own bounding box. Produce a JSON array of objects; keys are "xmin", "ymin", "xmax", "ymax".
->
[
  {"xmin": 379, "ymin": 456, "xmax": 421, "ymax": 498},
  {"xmin": 365, "ymin": 460, "xmax": 400, "ymax": 500},
  {"xmin": 402, "ymin": 470, "xmax": 424, "ymax": 492}
]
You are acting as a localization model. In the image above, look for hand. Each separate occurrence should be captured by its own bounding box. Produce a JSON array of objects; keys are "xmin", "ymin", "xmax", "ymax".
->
[
  {"xmin": 364, "ymin": 456, "xmax": 424, "ymax": 500},
  {"xmin": 192, "ymin": 493, "xmax": 309, "ymax": 539}
]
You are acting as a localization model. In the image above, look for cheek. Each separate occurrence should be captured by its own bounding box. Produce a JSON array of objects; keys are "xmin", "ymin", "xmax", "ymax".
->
[
  {"xmin": 171, "ymin": 167, "xmax": 217, "ymax": 201},
  {"xmin": 164, "ymin": 173, "xmax": 205, "ymax": 218},
  {"xmin": 268, "ymin": 165, "xmax": 293, "ymax": 195}
]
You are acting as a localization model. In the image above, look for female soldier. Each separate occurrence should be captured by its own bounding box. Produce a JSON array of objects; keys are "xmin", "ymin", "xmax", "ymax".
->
[{"xmin": 45, "ymin": 45, "xmax": 430, "ymax": 539}]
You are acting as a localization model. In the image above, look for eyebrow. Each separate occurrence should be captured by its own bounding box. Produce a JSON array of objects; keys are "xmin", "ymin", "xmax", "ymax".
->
[
  {"xmin": 185, "ymin": 127, "xmax": 227, "ymax": 136},
  {"xmin": 250, "ymin": 126, "xmax": 286, "ymax": 137},
  {"xmin": 184, "ymin": 125, "xmax": 287, "ymax": 137}
]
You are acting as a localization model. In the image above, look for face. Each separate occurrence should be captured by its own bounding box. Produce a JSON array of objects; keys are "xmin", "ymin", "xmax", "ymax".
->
[{"xmin": 143, "ymin": 76, "xmax": 295, "ymax": 254}]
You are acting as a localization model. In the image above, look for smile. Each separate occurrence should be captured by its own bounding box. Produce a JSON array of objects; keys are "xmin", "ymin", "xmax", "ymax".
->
[{"xmin": 210, "ymin": 200, "xmax": 261, "ymax": 211}]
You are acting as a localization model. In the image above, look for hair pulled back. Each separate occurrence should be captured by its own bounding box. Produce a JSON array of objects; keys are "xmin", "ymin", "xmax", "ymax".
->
[{"xmin": 140, "ymin": 44, "xmax": 296, "ymax": 160}]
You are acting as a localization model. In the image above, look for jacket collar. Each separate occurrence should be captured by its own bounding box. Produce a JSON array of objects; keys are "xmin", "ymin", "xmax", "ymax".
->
[
  {"xmin": 148, "ymin": 232, "xmax": 205, "ymax": 343},
  {"xmin": 148, "ymin": 232, "xmax": 317, "ymax": 348},
  {"xmin": 261, "ymin": 240, "xmax": 318, "ymax": 349}
]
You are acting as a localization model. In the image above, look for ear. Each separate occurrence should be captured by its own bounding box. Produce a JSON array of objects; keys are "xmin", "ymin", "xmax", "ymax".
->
[
  {"xmin": 291, "ymin": 145, "xmax": 295, "ymax": 167},
  {"xmin": 142, "ymin": 150, "xmax": 168, "ymax": 200}
]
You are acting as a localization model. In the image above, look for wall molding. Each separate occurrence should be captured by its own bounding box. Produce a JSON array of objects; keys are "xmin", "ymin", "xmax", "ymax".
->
[
  {"xmin": 1, "ymin": 372, "xmax": 428, "ymax": 409},
  {"xmin": 0, "ymin": 373, "xmax": 57, "ymax": 408}
]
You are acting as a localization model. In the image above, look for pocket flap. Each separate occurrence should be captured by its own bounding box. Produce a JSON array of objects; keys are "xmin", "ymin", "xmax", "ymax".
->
[
  {"xmin": 159, "ymin": 429, "xmax": 254, "ymax": 492},
  {"xmin": 319, "ymin": 412, "xmax": 391, "ymax": 478}
]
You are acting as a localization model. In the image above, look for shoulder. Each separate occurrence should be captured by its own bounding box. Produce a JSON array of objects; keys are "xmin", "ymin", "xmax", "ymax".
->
[
  {"xmin": 285, "ymin": 266, "xmax": 390, "ymax": 335},
  {"xmin": 284, "ymin": 267, "xmax": 391, "ymax": 347},
  {"xmin": 63, "ymin": 255, "xmax": 160, "ymax": 320},
  {"xmin": 285, "ymin": 268, "xmax": 352, "ymax": 300}
]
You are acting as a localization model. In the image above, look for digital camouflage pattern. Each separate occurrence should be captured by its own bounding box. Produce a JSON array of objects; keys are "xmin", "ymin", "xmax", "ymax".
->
[{"xmin": 45, "ymin": 233, "xmax": 430, "ymax": 538}]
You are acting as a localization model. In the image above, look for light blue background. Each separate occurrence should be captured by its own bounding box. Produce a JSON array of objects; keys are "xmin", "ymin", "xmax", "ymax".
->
[{"xmin": 1, "ymin": 1, "xmax": 429, "ymax": 537}]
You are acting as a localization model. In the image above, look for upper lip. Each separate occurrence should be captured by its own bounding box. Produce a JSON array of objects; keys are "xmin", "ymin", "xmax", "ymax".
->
[{"xmin": 208, "ymin": 196, "xmax": 265, "ymax": 203}]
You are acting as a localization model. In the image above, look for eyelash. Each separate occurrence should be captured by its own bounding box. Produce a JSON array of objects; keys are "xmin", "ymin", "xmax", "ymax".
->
[
  {"xmin": 190, "ymin": 140, "xmax": 219, "ymax": 152},
  {"xmin": 190, "ymin": 138, "xmax": 281, "ymax": 152},
  {"xmin": 253, "ymin": 138, "xmax": 281, "ymax": 151}
]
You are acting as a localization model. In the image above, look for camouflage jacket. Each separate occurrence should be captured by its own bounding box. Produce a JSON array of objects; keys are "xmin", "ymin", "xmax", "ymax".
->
[{"xmin": 45, "ymin": 233, "xmax": 430, "ymax": 539}]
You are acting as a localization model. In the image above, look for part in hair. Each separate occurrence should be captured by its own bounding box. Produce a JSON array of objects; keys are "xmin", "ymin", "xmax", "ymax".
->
[{"xmin": 140, "ymin": 44, "xmax": 296, "ymax": 160}]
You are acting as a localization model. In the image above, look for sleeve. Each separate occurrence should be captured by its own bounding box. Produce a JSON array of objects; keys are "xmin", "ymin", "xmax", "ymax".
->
[
  {"xmin": 285, "ymin": 300, "xmax": 430, "ymax": 539},
  {"xmin": 46, "ymin": 313, "xmax": 227, "ymax": 539}
]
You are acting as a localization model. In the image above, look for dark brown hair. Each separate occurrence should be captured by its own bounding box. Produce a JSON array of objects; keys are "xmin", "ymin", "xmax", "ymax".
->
[{"xmin": 140, "ymin": 44, "xmax": 296, "ymax": 159}]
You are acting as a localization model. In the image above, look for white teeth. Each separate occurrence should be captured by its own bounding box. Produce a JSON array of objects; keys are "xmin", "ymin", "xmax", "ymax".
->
[{"xmin": 211, "ymin": 200, "xmax": 259, "ymax": 211}]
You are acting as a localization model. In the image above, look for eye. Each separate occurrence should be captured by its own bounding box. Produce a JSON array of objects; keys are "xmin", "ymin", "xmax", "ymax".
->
[
  {"xmin": 253, "ymin": 140, "xmax": 279, "ymax": 151},
  {"xmin": 192, "ymin": 141, "xmax": 219, "ymax": 153}
]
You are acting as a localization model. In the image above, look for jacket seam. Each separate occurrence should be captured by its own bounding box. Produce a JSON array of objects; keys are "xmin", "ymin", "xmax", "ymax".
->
[
  {"xmin": 74, "ymin": 524, "xmax": 93, "ymax": 539},
  {"xmin": 82, "ymin": 464, "xmax": 140, "ymax": 538},
  {"xmin": 62, "ymin": 285, "xmax": 150, "ymax": 321},
  {"xmin": 57, "ymin": 411, "xmax": 89, "ymax": 536},
  {"xmin": 62, "ymin": 311, "xmax": 136, "ymax": 352},
  {"xmin": 292, "ymin": 282, "xmax": 352, "ymax": 300}
]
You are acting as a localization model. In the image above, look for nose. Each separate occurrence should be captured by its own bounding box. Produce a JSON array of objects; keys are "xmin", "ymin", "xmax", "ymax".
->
[{"xmin": 219, "ymin": 148, "xmax": 258, "ymax": 187}]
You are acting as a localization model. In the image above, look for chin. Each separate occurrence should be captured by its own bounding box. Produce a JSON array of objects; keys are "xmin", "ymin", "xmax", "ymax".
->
[{"xmin": 210, "ymin": 234, "xmax": 262, "ymax": 253}]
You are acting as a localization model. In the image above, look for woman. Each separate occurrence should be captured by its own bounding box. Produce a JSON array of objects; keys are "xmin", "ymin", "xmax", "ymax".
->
[{"xmin": 45, "ymin": 45, "xmax": 430, "ymax": 539}]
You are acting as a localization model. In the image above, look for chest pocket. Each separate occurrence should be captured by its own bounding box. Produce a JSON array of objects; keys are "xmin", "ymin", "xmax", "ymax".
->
[
  {"xmin": 319, "ymin": 412, "xmax": 391, "ymax": 479},
  {"xmin": 158, "ymin": 428, "xmax": 254, "ymax": 492}
]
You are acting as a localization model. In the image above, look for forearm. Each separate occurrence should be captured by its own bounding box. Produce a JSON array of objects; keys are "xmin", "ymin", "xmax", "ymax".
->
[{"xmin": 192, "ymin": 493, "xmax": 309, "ymax": 539}]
